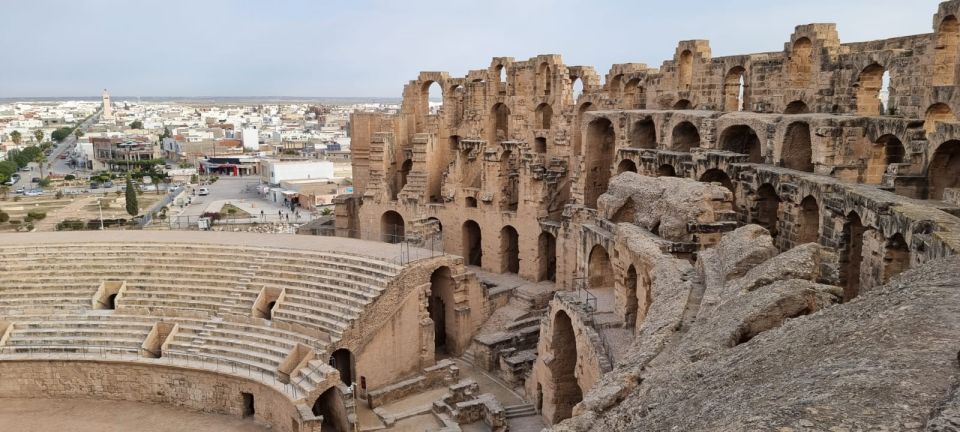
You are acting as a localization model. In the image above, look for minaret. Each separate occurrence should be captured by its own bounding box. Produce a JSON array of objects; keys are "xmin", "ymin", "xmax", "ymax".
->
[{"xmin": 101, "ymin": 89, "xmax": 112, "ymax": 118}]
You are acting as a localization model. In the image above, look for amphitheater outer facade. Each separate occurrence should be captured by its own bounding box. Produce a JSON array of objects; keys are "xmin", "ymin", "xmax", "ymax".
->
[{"xmin": 339, "ymin": 0, "xmax": 960, "ymax": 427}]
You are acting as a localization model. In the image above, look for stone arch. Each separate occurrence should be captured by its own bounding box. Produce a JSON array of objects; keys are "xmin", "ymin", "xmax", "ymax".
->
[
  {"xmin": 465, "ymin": 196, "xmax": 477, "ymax": 208},
  {"xmin": 855, "ymin": 63, "xmax": 885, "ymax": 115},
  {"xmin": 623, "ymin": 264, "xmax": 652, "ymax": 330},
  {"xmin": 753, "ymin": 183, "xmax": 781, "ymax": 239},
  {"xmin": 782, "ymin": 122, "xmax": 813, "ymax": 172},
  {"xmin": 630, "ymin": 118, "xmax": 657, "ymax": 149},
  {"xmin": 538, "ymin": 62, "xmax": 552, "ymax": 96},
  {"xmin": 535, "ymin": 103, "xmax": 553, "ymax": 130},
  {"xmin": 462, "ymin": 220, "xmax": 482, "ymax": 266},
  {"xmin": 571, "ymin": 76, "xmax": 584, "ymax": 105},
  {"xmin": 623, "ymin": 78, "xmax": 644, "ymax": 109},
  {"xmin": 883, "ymin": 233, "xmax": 910, "ymax": 283},
  {"xmin": 864, "ymin": 134, "xmax": 904, "ymax": 184},
  {"xmin": 330, "ymin": 348, "xmax": 354, "ymax": 386},
  {"xmin": 934, "ymin": 15, "xmax": 960, "ymax": 86},
  {"xmin": 797, "ymin": 195, "xmax": 820, "ymax": 245},
  {"xmin": 788, "ymin": 37, "xmax": 813, "ymax": 86},
  {"xmin": 928, "ymin": 139, "xmax": 960, "ymax": 199},
  {"xmin": 546, "ymin": 310, "xmax": 582, "ymax": 423},
  {"xmin": 608, "ymin": 73, "xmax": 623, "ymax": 95},
  {"xmin": 617, "ymin": 159, "xmax": 637, "ymax": 174},
  {"xmin": 657, "ymin": 164, "xmax": 677, "ymax": 177},
  {"xmin": 678, "ymin": 50, "xmax": 693, "ymax": 90},
  {"xmin": 719, "ymin": 125, "xmax": 762, "ymax": 163},
  {"xmin": 535, "ymin": 137, "xmax": 547, "ymax": 154},
  {"xmin": 312, "ymin": 387, "xmax": 349, "ymax": 432},
  {"xmin": 673, "ymin": 99, "xmax": 693, "ymax": 110},
  {"xmin": 380, "ymin": 211, "xmax": 404, "ymax": 244},
  {"xmin": 588, "ymin": 245, "xmax": 614, "ymax": 290},
  {"xmin": 925, "ymin": 103, "xmax": 956, "ymax": 135},
  {"xmin": 495, "ymin": 64, "xmax": 507, "ymax": 94},
  {"xmin": 421, "ymin": 80, "xmax": 443, "ymax": 116},
  {"xmin": 723, "ymin": 66, "xmax": 747, "ymax": 112},
  {"xmin": 584, "ymin": 117, "xmax": 616, "ymax": 209},
  {"xmin": 784, "ymin": 100, "xmax": 809, "ymax": 114},
  {"xmin": 842, "ymin": 211, "xmax": 865, "ymax": 302},
  {"xmin": 538, "ymin": 231, "xmax": 557, "ymax": 282},
  {"xmin": 500, "ymin": 226, "xmax": 520, "ymax": 274},
  {"xmin": 699, "ymin": 169, "xmax": 735, "ymax": 204},
  {"xmin": 671, "ymin": 121, "xmax": 700, "ymax": 152},
  {"xmin": 429, "ymin": 266, "xmax": 457, "ymax": 356},
  {"xmin": 491, "ymin": 103, "xmax": 510, "ymax": 142}
]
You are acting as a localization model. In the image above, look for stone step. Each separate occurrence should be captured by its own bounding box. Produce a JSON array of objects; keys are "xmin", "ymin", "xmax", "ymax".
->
[{"xmin": 504, "ymin": 404, "xmax": 537, "ymax": 418}]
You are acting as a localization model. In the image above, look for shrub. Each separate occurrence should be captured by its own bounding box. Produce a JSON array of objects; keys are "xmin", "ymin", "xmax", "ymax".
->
[
  {"xmin": 26, "ymin": 211, "xmax": 46, "ymax": 220},
  {"xmin": 9, "ymin": 219, "xmax": 20, "ymax": 225},
  {"xmin": 57, "ymin": 219, "xmax": 85, "ymax": 231},
  {"xmin": 0, "ymin": 211, "xmax": 8, "ymax": 223},
  {"xmin": 64, "ymin": 174, "xmax": 76, "ymax": 181},
  {"xmin": 38, "ymin": 178, "xmax": 51, "ymax": 187}
]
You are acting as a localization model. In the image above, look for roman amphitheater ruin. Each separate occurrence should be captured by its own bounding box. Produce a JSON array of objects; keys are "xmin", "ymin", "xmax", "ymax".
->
[{"xmin": 6, "ymin": 2, "xmax": 960, "ymax": 431}]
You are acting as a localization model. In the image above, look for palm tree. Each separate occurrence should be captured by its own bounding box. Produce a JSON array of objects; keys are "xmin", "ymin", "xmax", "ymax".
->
[
  {"xmin": 34, "ymin": 151, "xmax": 47, "ymax": 179},
  {"xmin": 33, "ymin": 130, "xmax": 43, "ymax": 145},
  {"xmin": 10, "ymin": 131, "xmax": 21, "ymax": 145}
]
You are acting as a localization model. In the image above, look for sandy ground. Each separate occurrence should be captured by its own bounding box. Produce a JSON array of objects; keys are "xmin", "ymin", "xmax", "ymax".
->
[{"xmin": 0, "ymin": 398, "xmax": 269, "ymax": 432}]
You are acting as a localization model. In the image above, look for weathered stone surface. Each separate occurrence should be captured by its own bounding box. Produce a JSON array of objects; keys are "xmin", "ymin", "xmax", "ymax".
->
[
  {"xmin": 726, "ymin": 242, "xmax": 829, "ymax": 295},
  {"xmin": 558, "ymin": 256, "xmax": 960, "ymax": 431}
]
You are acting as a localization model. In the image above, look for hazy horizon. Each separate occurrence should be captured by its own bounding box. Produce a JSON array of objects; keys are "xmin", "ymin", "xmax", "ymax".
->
[{"xmin": 0, "ymin": 0, "xmax": 944, "ymax": 98}]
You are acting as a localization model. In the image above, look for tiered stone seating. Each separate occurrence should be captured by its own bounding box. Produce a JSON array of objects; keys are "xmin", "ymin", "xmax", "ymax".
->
[{"xmin": 0, "ymin": 240, "xmax": 404, "ymax": 397}]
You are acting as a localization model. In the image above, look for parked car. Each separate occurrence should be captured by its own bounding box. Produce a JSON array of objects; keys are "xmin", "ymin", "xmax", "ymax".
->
[
  {"xmin": 197, "ymin": 187, "xmax": 210, "ymax": 196},
  {"xmin": 31, "ymin": 177, "xmax": 40, "ymax": 183},
  {"xmin": 102, "ymin": 181, "xmax": 114, "ymax": 188},
  {"xmin": 24, "ymin": 189, "xmax": 43, "ymax": 197},
  {"xmin": 14, "ymin": 187, "xmax": 25, "ymax": 194},
  {"xmin": 90, "ymin": 182, "xmax": 100, "ymax": 189},
  {"xmin": 58, "ymin": 155, "xmax": 67, "ymax": 160}
]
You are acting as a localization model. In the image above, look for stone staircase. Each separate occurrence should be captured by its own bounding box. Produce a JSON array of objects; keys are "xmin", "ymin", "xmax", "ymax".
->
[{"xmin": 504, "ymin": 403, "xmax": 537, "ymax": 419}]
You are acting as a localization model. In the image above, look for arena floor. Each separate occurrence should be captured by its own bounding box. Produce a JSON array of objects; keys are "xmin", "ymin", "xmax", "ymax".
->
[{"xmin": 0, "ymin": 398, "xmax": 269, "ymax": 432}]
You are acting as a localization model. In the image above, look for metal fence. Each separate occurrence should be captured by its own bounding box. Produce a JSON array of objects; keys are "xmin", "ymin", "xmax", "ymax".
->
[{"xmin": 138, "ymin": 190, "xmax": 182, "ymax": 228}]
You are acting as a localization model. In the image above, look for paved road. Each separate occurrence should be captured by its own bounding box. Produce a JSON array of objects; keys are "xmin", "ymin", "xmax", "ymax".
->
[{"xmin": 8, "ymin": 115, "xmax": 97, "ymax": 194}]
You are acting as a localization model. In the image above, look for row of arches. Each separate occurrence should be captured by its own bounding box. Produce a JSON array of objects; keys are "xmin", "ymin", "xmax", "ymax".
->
[{"xmin": 461, "ymin": 219, "xmax": 558, "ymax": 282}]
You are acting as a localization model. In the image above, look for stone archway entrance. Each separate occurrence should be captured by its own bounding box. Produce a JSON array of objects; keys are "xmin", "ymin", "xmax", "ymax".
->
[
  {"xmin": 545, "ymin": 310, "xmax": 582, "ymax": 424},
  {"xmin": 429, "ymin": 266, "xmax": 456, "ymax": 357}
]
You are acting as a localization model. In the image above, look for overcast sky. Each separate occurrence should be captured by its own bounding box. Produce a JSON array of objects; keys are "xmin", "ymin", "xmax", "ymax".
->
[{"xmin": 0, "ymin": 0, "xmax": 945, "ymax": 98}]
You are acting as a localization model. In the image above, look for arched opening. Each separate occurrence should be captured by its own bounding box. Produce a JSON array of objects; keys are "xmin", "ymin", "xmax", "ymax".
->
[
  {"xmin": 753, "ymin": 183, "xmax": 781, "ymax": 239},
  {"xmin": 842, "ymin": 212, "xmax": 865, "ymax": 302},
  {"xmin": 588, "ymin": 245, "xmax": 614, "ymax": 290},
  {"xmin": 429, "ymin": 266, "xmax": 456, "ymax": 356},
  {"xmin": 782, "ymin": 122, "xmax": 813, "ymax": 172},
  {"xmin": 547, "ymin": 311, "xmax": 582, "ymax": 423},
  {"xmin": 630, "ymin": 118, "xmax": 656, "ymax": 149},
  {"xmin": 573, "ymin": 102, "xmax": 592, "ymax": 156},
  {"xmin": 656, "ymin": 164, "xmax": 677, "ymax": 177},
  {"xmin": 797, "ymin": 195, "xmax": 820, "ymax": 245},
  {"xmin": 584, "ymin": 118, "xmax": 616, "ymax": 209},
  {"xmin": 617, "ymin": 159, "xmax": 637, "ymax": 174},
  {"xmin": 422, "ymin": 81, "xmax": 442, "ymax": 116},
  {"xmin": 864, "ymin": 134, "xmax": 904, "ymax": 184},
  {"xmin": 535, "ymin": 103, "xmax": 553, "ymax": 130},
  {"xmin": 380, "ymin": 211, "xmax": 404, "ymax": 244},
  {"xmin": 496, "ymin": 64, "xmax": 507, "ymax": 95},
  {"xmin": 265, "ymin": 301, "xmax": 276, "ymax": 320},
  {"xmin": 928, "ymin": 140, "xmax": 960, "ymax": 199},
  {"xmin": 535, "ymin": 137, "xmax": 547, "ymax": 154},
  {"xmin": 624, "ymin": 265, "xmax": 638, "ymax": 328},
  {"xmin": 671, "ymin": 121, "xmax": 700, "ymax": 152},
  {"xmin": 571, "ymin": 77, "xmax": 584, "ymax": 104},
  {"xmin": 106, "ymin": 294, "xmax": 117, "ymax": 310},
  {"xmin": 699, "ymin": 169, "xmax": 735, "ymax": 205},
  {"xmin": 393, "ymin": 159, "xmax": 412, "ymax": 200},
  {"xmin": 608, "ymin": 74, "xmax": 623, "ymax": 97},
  {"xmin": 880, "ymin": 70, "xmax": 892, "ymax": 114},
  {"xmin": 883, "ymin": 233, "xmax": 910, "ymax": 283},
  {"xmin": 719, "ymin": 125, "xmax": 762, "ymax": 163},
  {"xmin": 788, "ymin": 37, "xmax": 813, "ymax": 87},
  {"xmin": 723, "ymin": 66, "xmax": 747, "ymax": 112},
  {"xmin": 925, "ymin": 103, "xmax": 956, "ymax": 135},
  {"xmin": 678, "ymin": 50, "xmax": 693, "ymax": 90},
  {"xmin": 784, "ymin": 100, "xmax": 809, "ymax": 114},
  {"xmin": 623, "ymin": 78, "xmax": 644, "ymax": 109},
  {"xmin": 329, "ymin": 348, "xmax": 353, "ymax": 386},
  {"xmin": 673, "ymin": 99, "xmax": 693, "ymax": 110},
  {"xmin": 312, "ymin": 387, "xmax": 349, "ymax": 432},
  {"xmin": 500, "ymin": 226, "xmax": 520, "ymax": 274},
  {"xmin": 462, "ymin": 220, "xmax": 482, "ymax": 266},
  {"xmin": 538, "ymin": 62, "xmax": 552, "ymax": 96},
  {"xmin": 491, "ymin": 103, "xmax": 510, "ymax": 142},
  {"xmin": 538, "ymin": 232, "xmax": 557, "ymax": 282},
  {"xmin": 856, "ymin": 63, "xmax": 885, "ymax": 115},
  {"xmin": 934, "ymin": 15, "xmax": 960, "ymax": 86},
  {"xmin": 465, "ymin": 196, "xmax": 477, "ymax": 208}
]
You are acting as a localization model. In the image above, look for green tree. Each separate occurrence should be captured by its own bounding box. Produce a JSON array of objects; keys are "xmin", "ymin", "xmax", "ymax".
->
[
  {"xmin": 33, "ymin": 151, "xmax": 47, "ymax": 179},
  {"xmin": 74, "ymin": 129, "xmax": 84, "ymax": 141},
  {"xmin": 125, "ymin": 175, "xmax": 138, "ymax": 216},
  {"xmin": 129, "ymin": 120, "xmax": 143, "ymax": 129},
  {"xmin": 9, "ymin": 130, "xmax": 21, "ymax": 145},
  {"xmin": 50, "ymin": 127, "xmax": 74, "ymax": 143},
  {"xmin": 33, "ymin": 129, "xmax": 43, "ymax": 144}
]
